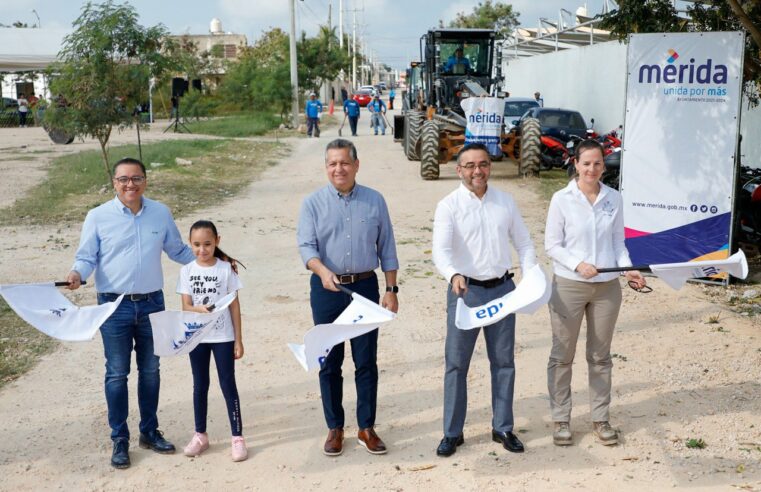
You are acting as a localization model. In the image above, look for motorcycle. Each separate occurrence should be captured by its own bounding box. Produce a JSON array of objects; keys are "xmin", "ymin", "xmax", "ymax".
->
[
  {"xmin": 735, "ymin": 166, "xmax": 761, "ymax": 246},
  {"xmin": 564, "ymin": 127, "xmax": 623, "ymax": 189}
]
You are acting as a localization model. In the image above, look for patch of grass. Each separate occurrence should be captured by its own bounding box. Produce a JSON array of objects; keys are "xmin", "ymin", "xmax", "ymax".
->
[
  {"xmin": 0, "ymin": 139, "xmax": 284, "ymax": 226},
  {"xmin": 538, "ymin": 169, "xmax": 571, "ymax": 201},
  {"xmin": 706, "ymin": 312, "xmax": 721, "ymax": 324},
  {"xmin": 0, "ymin": 298, "xmax": 57, "ymax": 388},
  {"xmin": 685, "ymin": 438, "xmax": 706, "ymax": 449},
  {"xmin": 184, "ymin": 112, "xmax": 281, "ymax": 138}
]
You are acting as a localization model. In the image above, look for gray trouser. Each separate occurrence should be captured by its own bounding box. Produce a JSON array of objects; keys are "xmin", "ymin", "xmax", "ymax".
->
[
  {"xmin": 547, "ymin": 275, "xmax": 622, "ymax": 422},
  {"xmin": 443, "ymin": 279, "xmax": 516, "ymax": 437}
]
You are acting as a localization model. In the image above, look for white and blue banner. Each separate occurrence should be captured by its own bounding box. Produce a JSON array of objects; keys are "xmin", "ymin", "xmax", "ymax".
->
[
  {"xmin": 288, "ymin": 293, "xmax": 396, "ymax": 372},
  {"xmin": 0, "ymin": 283, "xmax": 123, "ymax": 341},
  {"xmin": 621, "ymin": 32, "xmax": 745, "ymax": 269},
  {"xmin": 150, "ymin": 292, "xmax": 237, "ymax": 357},
  {"xmin": 455, "ymin": 264, "xmax": 550, "ymax": 330},
  {"xmin": 460, "ymin": 96, "xmax": 505, "ymax": 157}
]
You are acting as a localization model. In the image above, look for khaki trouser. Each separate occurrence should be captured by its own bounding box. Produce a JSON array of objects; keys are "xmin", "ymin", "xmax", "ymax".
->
[{"xmin": 547, "ymin": 275, "xmax": 622, "ymax": 422}]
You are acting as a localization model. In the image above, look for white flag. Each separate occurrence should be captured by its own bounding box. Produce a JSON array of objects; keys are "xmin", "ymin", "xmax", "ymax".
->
[
  {"xmin": 0, "ymin": 283, "xmax": 124, "ymax": 341},
  {"xmin": 150, "ymin": 292, "xmax": 238, "ymax": 357},
  {"xmin": 455, "ymin": 264, "xmax": 551, "ymax": 330},
  {"xmin": 288, "ymin": 293, "xmax": 396, "ymax": 371},
  {"xmin": 649, "ymin": 249, "xmax": 748, "ymax": 290}
]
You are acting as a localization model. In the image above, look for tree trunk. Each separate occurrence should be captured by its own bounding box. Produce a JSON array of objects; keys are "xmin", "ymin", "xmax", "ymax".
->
[
  {"xmin": 97, "ymin": 125, "xmax": 113, "ymax": 185},
  {"xmin": 726, "ymin": 0, "xmax": 761, "ymax": 51}
]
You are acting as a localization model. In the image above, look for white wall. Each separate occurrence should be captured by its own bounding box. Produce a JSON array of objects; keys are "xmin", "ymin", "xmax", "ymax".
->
[
  {"xmin": 503, "ymin": 41, "xmax": 761, "ymax": 167},
  {"xmin": 504, "ymin": 41, "xmax": 628, "ymax": 133}
]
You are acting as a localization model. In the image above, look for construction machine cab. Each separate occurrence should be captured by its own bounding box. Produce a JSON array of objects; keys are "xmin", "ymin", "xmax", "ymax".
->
[{"xmin": 420, "ymin": 29, "xmax": 498, "ymax": 117}]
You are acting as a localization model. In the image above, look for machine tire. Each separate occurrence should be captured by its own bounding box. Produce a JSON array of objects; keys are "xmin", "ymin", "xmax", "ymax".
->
[
  {"xmin": 404, "ymin": 110, "xmax": 423, "ymax": 161},
  {"xmin": 45, "ymin": 126, "xmax": 75, "ymax": 145},
  {"xmin": 519, "ymin": 117, "xmax": 541, "ymax": 177},
  {"xmin": 419, "ymin": 120, "xmax": 440, "ymax": 180}
]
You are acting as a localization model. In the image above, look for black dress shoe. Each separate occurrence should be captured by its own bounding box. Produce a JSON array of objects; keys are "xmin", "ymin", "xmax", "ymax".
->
[
  {"xmin": 138, "ymin": 429, "xmax": 176, "ymax": 454},
  {"xmin": 111, "ymin": 438, "xmax": 130, "ymax": 469},
  {"xmin": 436, "ymin": 435, "xmax": 464, "ymax": 457},
  {"xmin": 491, "ymin": 430, "xmax": 524, "ymax": 453}
]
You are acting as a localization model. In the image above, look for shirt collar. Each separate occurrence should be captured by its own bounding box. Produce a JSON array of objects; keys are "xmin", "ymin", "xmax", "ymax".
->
[
  {"xmin": 328, "ymin": 183, "xmax": 358, "ymax": 199},
  {"xmin": 457, "ymin": 182, "xmax": 489, "ymax": 201},
  {"xmin": 564, "ymin": 179, "xmax": 611, "ymax": 204},
  {"xmin": 112, "ymin": 195, "xmax": 145, "ymax": 216}
]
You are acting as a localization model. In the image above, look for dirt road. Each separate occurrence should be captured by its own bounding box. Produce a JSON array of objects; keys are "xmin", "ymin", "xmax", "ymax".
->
[{"xmin": 0, "ymin": 114, "xmax": 760, "ymax": 491}]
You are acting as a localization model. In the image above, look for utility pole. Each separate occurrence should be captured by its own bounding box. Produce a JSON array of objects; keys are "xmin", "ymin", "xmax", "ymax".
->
[
  {"xmin": 339, "ymin": 0, "xmax": 343, "ymax": 49},
  {"xmin": 289, "ymin": 0, "xmax": 300, "ymax": 129},
  {"xmin": 352, "ymin": 8, "xmax": 357, "ymax": 90}
]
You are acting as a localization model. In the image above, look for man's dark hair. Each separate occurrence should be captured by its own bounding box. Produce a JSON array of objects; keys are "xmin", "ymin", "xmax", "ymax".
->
[
  {"xmin": 456, "ymin": 143, "xmax": 490, "ymax": 165},
  {"xmin": 325, "ymin": 138, "xmax": 358, "ymax": 162},
  {"xmin": 113, "ymin": 157, "xmax": 146, "ymax": 176}
]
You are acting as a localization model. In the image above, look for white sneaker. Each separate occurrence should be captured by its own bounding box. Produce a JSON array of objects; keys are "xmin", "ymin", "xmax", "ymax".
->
[
  {"xmin": 183, "ymin": 432, "xmax": 209, "ymax": 457},
  {"xmin": 231, "ymin": 436, "xmax": 248, "ymax": 462}
]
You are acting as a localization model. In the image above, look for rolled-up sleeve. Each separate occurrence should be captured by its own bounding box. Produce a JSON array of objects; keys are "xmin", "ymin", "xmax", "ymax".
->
[
  {"xmin": 71, "ymin": 210, "xmax": 99, "ymax": 281},
  {"xmin": 545, "ymin": 194, "xmax": 582, "ymax": 272},
  {"xmin": 432, "ymin": 201, "xmax": 457, "ymax": 283},
  {"xmin": 163, "ymin": 210, "xmax": 195, "ymax": 265},
  {"xmin": 376, "ymin": 196, "xmax": 399, "ymax": 272},
  {"xmin": 297, "ymin": 199, "xmax": 320, "ymax": 268}
]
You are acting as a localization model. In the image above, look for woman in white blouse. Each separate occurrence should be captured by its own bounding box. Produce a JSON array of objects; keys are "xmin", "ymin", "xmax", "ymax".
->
[{"xmin": 544, "ymin": 139, "xmax": 645, "ymax": 447}]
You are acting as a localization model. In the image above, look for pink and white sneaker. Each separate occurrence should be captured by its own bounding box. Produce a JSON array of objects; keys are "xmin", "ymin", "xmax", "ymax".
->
[
  {"xmin": 231, "ymin": 436, "xmax": 248, "ymax": 462},
  {"xmin": 183, "ymin": 432, "xmax": 209, "ymax": 457}
]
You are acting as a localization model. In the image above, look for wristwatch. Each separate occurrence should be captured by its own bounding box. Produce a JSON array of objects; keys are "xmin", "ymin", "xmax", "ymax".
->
[{"xmin": 386, "ymin": 286, "xmax": 399, "ymax": 293}]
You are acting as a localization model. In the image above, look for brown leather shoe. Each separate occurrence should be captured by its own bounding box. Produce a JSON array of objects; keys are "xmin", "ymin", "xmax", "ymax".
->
[
  {"xmin": 357, "ymin": 427, "xmax": 388, "ymax": 455},
  {"xmin": 323, "ymin": 428, "xmax": 344, "ymax": 456}
]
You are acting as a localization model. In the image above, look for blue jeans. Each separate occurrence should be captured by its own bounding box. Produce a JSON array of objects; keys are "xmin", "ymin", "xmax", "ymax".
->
[
  {"xmin": 371, "ymin": 113, "xmax": 385, "ymax": 135},
  {"xmin": 310, "ymin": 273, "xmax": 380, "ymax": 429},
  {"xmin": 97, "ymin": 291, "xmax": 165, "ymax": 440}
]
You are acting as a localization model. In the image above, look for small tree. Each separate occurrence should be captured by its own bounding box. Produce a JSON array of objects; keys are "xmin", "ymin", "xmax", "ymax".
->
[
  {"xmin": 444, "ymin": 1, "xmax": 519, "ymax": 38},
  {"xmin": 298, "ymin": 25, "xmax": 351, "ymax": 93},
  {"xmin": 46, "ymin": 1, "xmax": 170, "ymax": 182}
]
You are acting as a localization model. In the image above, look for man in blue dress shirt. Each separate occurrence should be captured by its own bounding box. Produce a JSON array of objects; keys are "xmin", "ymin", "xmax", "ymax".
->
[
  {"xmin": 66, "ymin": 157, "xmax": 195, "ymax": 469},
  {"xmin": 297, "ymin": 138, "xmax": 399, "ymax": 457}
]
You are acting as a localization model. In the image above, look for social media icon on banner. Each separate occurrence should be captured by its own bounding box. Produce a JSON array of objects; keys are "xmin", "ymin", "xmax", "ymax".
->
[
  {"xmin": 690, "ymin": 204, "xmax": 698, "ymax": 212},
  {"xmin": 700, "ymin": 205, "xmax": 708, "ymax": 213}
]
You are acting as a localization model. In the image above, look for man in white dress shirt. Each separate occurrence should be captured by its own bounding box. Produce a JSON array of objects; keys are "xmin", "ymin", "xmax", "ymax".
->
[{"xmin": 431, "ymin": 143, "xmax": 537, "ymax": 457}]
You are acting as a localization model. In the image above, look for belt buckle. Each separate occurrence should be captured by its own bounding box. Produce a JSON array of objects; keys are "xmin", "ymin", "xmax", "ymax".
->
[
  {"xmin": 128, "ymin": 293, "xmax": 145, "ymax": 301},
  {"xmin": 338, "ymin": 274, "xmax": 356, "ymax": 284}
]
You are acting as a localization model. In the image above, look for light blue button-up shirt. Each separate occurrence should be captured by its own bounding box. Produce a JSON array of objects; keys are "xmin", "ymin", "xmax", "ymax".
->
[
  {"xmin": 72, "ymin": 196, "xmax": 195, "ymax": 294},
  {"xmin": 297, "ymin": 183, "xmax": 399, "ymax": 275}
]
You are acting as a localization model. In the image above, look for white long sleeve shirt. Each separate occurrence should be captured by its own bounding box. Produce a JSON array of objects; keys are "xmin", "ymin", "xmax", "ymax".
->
[
  {"xmin": 433, "ymin": 184, "xmax": 537, "ymax": 282},
  {"xmin": 545, "ymin": 180, "xmax": 632, "ymax": 283}
]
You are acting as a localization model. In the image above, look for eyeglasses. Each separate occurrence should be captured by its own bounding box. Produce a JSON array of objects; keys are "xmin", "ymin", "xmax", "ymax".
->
[
  {"xmin": 459, "ymin": 163, "xmax": 490, "ymax": 170},
  {"xmin": 113, "ymin": 176, "xmax": 146, "ymax": 185}
]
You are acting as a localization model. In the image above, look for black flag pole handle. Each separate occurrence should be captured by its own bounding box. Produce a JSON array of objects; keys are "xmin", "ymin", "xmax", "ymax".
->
[
  {"xmin": 54, "ymin": 281, "xmax": 87, "ymax": 286},
  {"xmin": 334, "ymin": 284, "xmax": 354, "ymax": 296},
  {"xmin": 596, "ymin": 266, "xmax": 652, "ymax": 273}
]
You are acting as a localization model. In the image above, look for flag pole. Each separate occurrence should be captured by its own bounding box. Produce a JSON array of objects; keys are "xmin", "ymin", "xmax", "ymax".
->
[
  {"xmin": 596, "ymin": 266, "xmax": 651, "ymax": 273},
  {"xmin": 335, "ymin": 284, "xmax": 354, "ymax": 296}
]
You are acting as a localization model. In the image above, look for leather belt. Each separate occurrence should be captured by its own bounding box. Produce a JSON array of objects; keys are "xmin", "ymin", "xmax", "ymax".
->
[
  {"xmin": 337, "ymin": 271, "xmax": 375, "ymax": 284},
  {"xmin": 100, "ymin": 290, "xmax": 160, "ymax": 302},
  {"xmin": 465, "ymin": 272, "xmax": 514, "ymax": 289}
]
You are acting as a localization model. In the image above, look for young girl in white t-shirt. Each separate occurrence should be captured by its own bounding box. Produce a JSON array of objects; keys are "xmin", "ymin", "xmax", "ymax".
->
[{"xmin": 177, "ymin": 220, "xmax": 247, "ymax": 462}]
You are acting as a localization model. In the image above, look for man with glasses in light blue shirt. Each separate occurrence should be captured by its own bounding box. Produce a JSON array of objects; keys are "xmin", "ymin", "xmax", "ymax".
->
[
  {"xmin": 66, "ymin": 157, "xmax": 195, "ymax": 469},
  {"xmin": 297, "ymin": 138, "xmax": 399, "ymax": 457}
]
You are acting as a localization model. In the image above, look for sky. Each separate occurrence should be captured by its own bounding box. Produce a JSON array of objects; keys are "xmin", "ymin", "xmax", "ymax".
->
[{"xmin": 3, "ymin": 0, "xmax": 619, "ymax": 70}]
